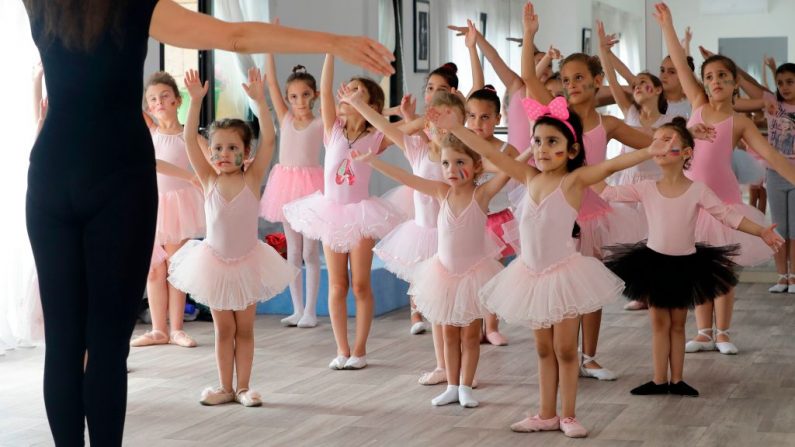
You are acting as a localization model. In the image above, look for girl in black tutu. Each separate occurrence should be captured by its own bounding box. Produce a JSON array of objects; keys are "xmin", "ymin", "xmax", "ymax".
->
[{"xmin": 601, "ymin": 117, "xmax": 783, "ymax": 397}]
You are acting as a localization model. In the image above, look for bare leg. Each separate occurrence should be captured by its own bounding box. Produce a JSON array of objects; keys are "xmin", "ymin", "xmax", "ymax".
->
[
  {"xmin": 460, "ymin": 320, "xmax": 481, "ymax": 386},
  {"xmin": 580, "ymin": 310, "xmax": 604, "ymax": 369},
  {"xmin": 410, "ymin": 297, "xmax": 423, "ymax": 324},
  {"xmin": 443, "ymin": 325, "xmax": 462, "ymax": 386},
  {"xmin": 432, "ymin": 323, "xmax": 445, "ymax": 370},
  {"xmin": 669, "ymin": 308, "xmax": 688, "ymax": 383},
  {"xmin": 164, "ymin": 241, "xmax": 188, "ymax": 333},
  {"xmin": 349, "ymin": 238, "xmax": 376, "ymax": 357},
  {"xmin": 649, "ymin": 307, "xmax": 671, "ymax": 384},
  {"xmin": 554, "ymin": 317, "xmax": 581, "ymax": 418},
  {"xmin": 232, "ymin": 304, "xmax": 257, "ymax": 391},
  {"xmin": 210, "ymin": 309, "xmax": 236, "ymax": 392},
  {"xmin": 535, "ymin": 327, "xmax": 558, "ymax": 419},
  {"xmin": 323, "ymin": 245, "xmax": 350, "ymax": 357},
  {"xmin": 145, "ymin": 261, "xmax": 169, "ymax": 335}
]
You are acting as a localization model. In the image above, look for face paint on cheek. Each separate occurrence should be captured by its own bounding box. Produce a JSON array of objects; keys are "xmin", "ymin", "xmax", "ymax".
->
[
  {"xmin": 210, "ymin": 153, "xmax": 221, "ymax": 162},
  {"xmin": 645, "ymin": 84, "xmax": 652, "ymax": 94},
  {"xmin": 234, "ymin": 152, "xmax": 244, "ymax": 167},
  {"xmin": 705, "ymin": 85, "xmax": 712, "ymax": 98},
  {"xmin": 553, "ymin": 150, "xmax": 565, "ymax": 158},
  {"xmin": 563, "ymin": 88, "xmax": 570, "ymax": 101},
  {"xmin": 585, "ymin": 83, "xmax": 596, "ymax": 92},
  {"xmin": 458, "ymin": 167, "xmax": 469, "ymax": 180}
]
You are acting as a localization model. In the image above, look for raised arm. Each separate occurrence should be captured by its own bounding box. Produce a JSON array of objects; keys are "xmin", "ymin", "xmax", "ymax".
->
[
  {"xmin": 264, "ymin": 52, "xmax": 288, "ymax": 123},
  {"xmin": 464, "ymin": 20, "xmax": 485, "ymax": 96},
  {"xmin": 521, "ymin": 2, "xmax": 554, "ymax": 104},
  {"xmin": 150, "ymin": 0, "xmax": 394, "ymax": 76},
  {"xmin": 429, "ymin": 107, "xmax": 538, "ymax": 184},
  {"xmin": 573, "ymin": 137, "xmax": 671, "ymax": 187},
  {"xmin": 320, "ymin": 54, "xmax": 337, "ymax": 136},
  {"xmin": 352, "ymin": 150, "xmax": 447, "ymax": 200},
  {"xmin": 609, "ymin": 52, "xmax": 638, "ymax": 87},
  {"xmin": 597, "ymin": 21, "xmax": 633, "ymax": 115},
  {"xmin": 458, "ymin": 25, "xmax": 524, "ymax": 96},
  {"xmin": 338, "ymin": 84, "xmax": 409, "ymax": 151},
  {"xmin": 182, "ymin": 69, "xmax": 216, "ymax": 186},
  {"xmin": 242, "ymin": 67, "xmax": 276, "ymax": 182},
  {"xmin": 604, "ymin": 115, "xmax": 654, "ymax": 149},
  {"xmin": 653, "ymin": 3, "xmax": 707, "ymax": 108},
  {"xmin": 680, "ymin": 26, "xmax": 692, "ymax": 58}
]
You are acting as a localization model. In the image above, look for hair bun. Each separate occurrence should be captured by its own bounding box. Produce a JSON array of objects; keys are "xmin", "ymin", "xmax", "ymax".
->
[
  {"xmin": 483, "ymin": 84, "xmax": 497, "ymax": 92},
  {"xmin": 292, "ymin": 65, "xmax": 307, "ymax": 74},
  {"xmin": 670, "ymin": 116, "xmax": 688, "ymax": 128},
  {"xmin": 441, "ymin": 62, "xmax": 458, "ymax": 74}
]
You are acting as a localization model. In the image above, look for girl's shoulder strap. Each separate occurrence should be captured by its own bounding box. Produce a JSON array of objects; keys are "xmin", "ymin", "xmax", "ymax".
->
[{"xmin": 499, "ymin": 140, "xmax": 510, "ymax": 152}]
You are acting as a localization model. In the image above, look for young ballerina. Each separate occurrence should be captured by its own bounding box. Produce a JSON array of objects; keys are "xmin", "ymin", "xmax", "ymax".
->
[
  {"xmin": 260, "ymin": 56, "xmax": 324, "ymax": 329},
  {"xmin": 602, "ymin": 119, "xmax": 782, "ymax": 397},
  {"xmin": 343, "ymin": 88, "xmax": 469, "ymax": 385},
  {"xmin": 466, "ymin": 85, "xmax": 519, "ymax": 346},
  {"xmin": 283, "ymin": 55, "xmax": 404, "ymax": 370},
  {"xmin": 353, "ymin": 132, "xmax": 512, "ymax": 408},
  {"xmin": 168, "ymin": 68, "xmax": 297, "ymax": 406},
  {"xmin": 521, "ymin": 2, "xmax": 653, "ymax": 380},
  {"xmin": 654, "ymin": 2, "xmax": 795, "ymax": 354},
  {"xmin": 131, "ymin": 71, "xmax": 206, "ymax": 348},
  {"xmin": 449, "ymin": 95, "xmax": 666, "ymax": 437}
]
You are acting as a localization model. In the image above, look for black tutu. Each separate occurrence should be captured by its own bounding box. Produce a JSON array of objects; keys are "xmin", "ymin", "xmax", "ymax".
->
[{"xmin": 603, "ymin": 241, "xmax": 739, "ymax": 309}]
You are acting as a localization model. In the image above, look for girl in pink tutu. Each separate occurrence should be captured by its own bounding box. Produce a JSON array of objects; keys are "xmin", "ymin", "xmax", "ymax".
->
[
  {"xmin": 131, "ymin": 71, "xmax": 206, "ymax": 348},
  {"xmin": 168, "ymin": 68, "xmax": 297, "ymax": 407},
  {"xmin": 260, "ymin": 55, "xmax": 324, "ymax": 329},
  {"xmin": 283, "ymin": 55, "xmax": 404, "ymax": 371},
  {"xmin": 602, "ymin": 119, "xmax": 782, "ymax": 398},
  {"xmin": 353, "ymin": 131, "xmax": 515, "ymax": 409},
  {"xmin": 654, "ymin": 2, "xmax": 795, "ymax": 354},
  {"xmin": 521, "ymin": 2, "xmax": 653, "ymax": 381},
  {"xmin": 453, "ymin": 94, "xmax": 667, "ymax": 437},
  {"xmin": 466, "ymin": 85, "xmax": 520, "ymax": 347},
  {"xmin": 341, "ymin": 88, "xmax": 462, "ymax": 385}
]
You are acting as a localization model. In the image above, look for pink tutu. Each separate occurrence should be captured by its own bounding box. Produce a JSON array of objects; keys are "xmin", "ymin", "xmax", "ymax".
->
[
  {"xmin": 283, "ymin": 192, "xmax": 405, "ymax": 253},
  {"xmin": 150, "ymin": 244, "xmax": 168, "ymax": 272},
  {"xmin": 487, "ymin": 208, "xmax": 516, "ymax": 257},
  {"xmin": 695, "ymin": 203, "xmax": 773, "ymax": 266},
  {"xmin": 410, "ymin": 256, "xmax": 504, "ymax": 326},
  {"xmin": 167, "ymin": 240, "xmax": 298, "ymax": 311},
  {"xmin": 156, "ymin": 186, "xmax": 205, "ymax": 245},
  {"xmin": 373, "ymin": 221, "xmax": 437, "ymax": 281},
  {"xmin": 480, "ymin": 253, "xmax": 624, "ymax": 329},
  {"xmin": 259, "ymin": 164, "xmax": 324, "ymax": 222},
  {"xmin": 381, "ymin": 185, "xmax": 415, "ymax": 221},
  {"xmin": 577, "ymin": 188, "xmax": 646, "ymax": 258}
]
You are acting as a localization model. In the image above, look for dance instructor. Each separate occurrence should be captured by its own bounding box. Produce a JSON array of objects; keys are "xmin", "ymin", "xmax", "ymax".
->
[{"xmin": 23, "ymin": 1, "xmax": 394, "ymax": 445}]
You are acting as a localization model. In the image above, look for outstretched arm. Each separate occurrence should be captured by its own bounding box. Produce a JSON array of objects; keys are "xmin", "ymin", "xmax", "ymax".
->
[
  {"xmin": 605, "ymin": 115, "xmax": 654, "ymax": 149},
  {"xmin": 150, "ymin": 0, "xmax": 394, "ymax": 75},
  {"xmin": 573, "ymin": 137, "xmax": 672, "ymax": 187},
  {"xmin": 338, "ymin": 83, "xmax": 409, "ymax": 151},
  {"xmin": 352, "ymin": 149, "xmax": 447, "ymax": 200},
  {"xmin": 242, "ymin": 67, "xmax": 276, "ymax": 182},
  {"xmin": 653, "ymin": 3, "xmax": 707, "ymax": 108},
  {"xmin": 521, "ymin": 2, "xmax": 554, "ymax": 104},
  {"xmin": 182, "ymin": 69, "xmax": 216, "ymax": 187}
]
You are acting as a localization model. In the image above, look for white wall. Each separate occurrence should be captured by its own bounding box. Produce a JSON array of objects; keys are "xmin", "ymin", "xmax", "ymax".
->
[{"xmin": 666, "ymin": 0, "xmax": 795, "ymax": 74}]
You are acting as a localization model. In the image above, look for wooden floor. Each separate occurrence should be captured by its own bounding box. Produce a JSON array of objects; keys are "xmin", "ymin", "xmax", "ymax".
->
[{"xmin": 2, "ymin": 282, "xmax": 795, "ymax": 446}]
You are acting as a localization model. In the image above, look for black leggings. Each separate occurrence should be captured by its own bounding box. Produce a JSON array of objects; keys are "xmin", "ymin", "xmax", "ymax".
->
[{"xmin": 26, "ymin": 164, "xmax": 157, "ymax": 447}]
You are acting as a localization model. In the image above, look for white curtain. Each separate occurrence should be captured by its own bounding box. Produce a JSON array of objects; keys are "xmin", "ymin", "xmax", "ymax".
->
[
  {"xmin": 213, "ymin": 0, "xmax": 269, "ymax": 120},
  {"xmin": 0, "ymin": 1, "xmax": 44, "ymax": 349}
]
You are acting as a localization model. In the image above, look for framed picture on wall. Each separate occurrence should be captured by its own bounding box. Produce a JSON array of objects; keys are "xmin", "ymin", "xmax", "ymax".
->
[
  {"xmin": 414, "ymin": 0, "xmax": 430, "ymax": 72},
  {"xmin": 582, "ymin": 28, "xmax": 592, "ymax": 54}
]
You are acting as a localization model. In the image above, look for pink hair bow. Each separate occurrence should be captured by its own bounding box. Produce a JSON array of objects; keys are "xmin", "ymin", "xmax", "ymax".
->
[{"xmin": 521, "ymin": 96, "xmax": 577, "ymax": 142}]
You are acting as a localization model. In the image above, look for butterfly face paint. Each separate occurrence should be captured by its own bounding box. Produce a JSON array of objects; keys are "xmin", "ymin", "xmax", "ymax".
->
[{"xmin": 234, "ymin": 152, "xmax": 244, "ymax": 167}]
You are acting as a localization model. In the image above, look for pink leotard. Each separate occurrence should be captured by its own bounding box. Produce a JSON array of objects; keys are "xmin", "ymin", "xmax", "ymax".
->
[{"xmin": 686, "ymin": 106, "xmax": 741, "ymax": 204}]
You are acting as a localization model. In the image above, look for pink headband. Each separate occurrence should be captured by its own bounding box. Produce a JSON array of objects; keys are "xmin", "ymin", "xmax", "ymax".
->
[{"xmin": 521, "ymin": 96, "xmax": 578, "ymax": 143}]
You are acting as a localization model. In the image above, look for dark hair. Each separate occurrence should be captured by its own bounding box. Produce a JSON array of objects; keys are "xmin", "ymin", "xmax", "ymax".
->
[
  {"xmin": 634, "ymin": 72, "xmax": 668, "ymax": 114},
  {"xmin": 144, "ymin": 71, "xmax": 181, "ymax": 108},
  {"xmin": 23, "ymin": 0, "xmax": 128, "ymax": 52},
  {"xmin": 349, "ymin": 77, "xmax": 385, "ymax": 129},
  {"xmin": 660, "ymin": 116, "xmax": 695, "ymax": 169},
  {"xmin": 467, "ymin": 85, "xmax": 501, "ymax": 114},
  {"xmin": 532, "ymin": 108, "xmax": 585, "ymax": 172},
  {"xmin": 775, "ymin": 63, "xmax": 795, "ymax": 102},
  {"xmin": 209, "ymin": 119, "xmax": 254, "ymax": 152},
  {"xmin": 427, "ymin": 62, "xmax": 459, "ymax": 89},
  {"xmin": 664, "ymin": 55, "xmax": 696, "ymax": 73},
  {"xmin": 286, "ymin": 65, "xmax": 317, "ymax": 93},
  {"xmin": 561, "ymin": 53, "xmax": 604, "ymax": 78},
  {"xmin": 700, "ymin": 55, "xmax": 738, "ymax": 81}
]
